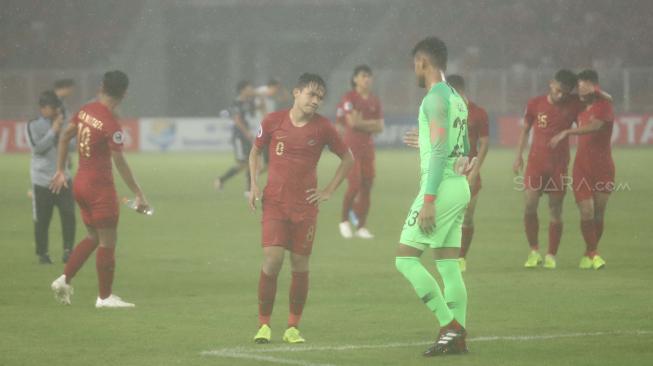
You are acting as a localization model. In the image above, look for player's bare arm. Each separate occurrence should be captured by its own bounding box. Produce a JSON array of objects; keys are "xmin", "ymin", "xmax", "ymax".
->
[
  {"xmin": 345, "ymin": 110, "xmax": 384, "ymax": 133},
  {"xmin": 248, "ymin": 144, "xmax": 263, "ymax": 211},
  {"xmin": 306, "ymin": 149, "xmax": 354, "ymax": 206},
  {"xmin": 468, "ymin": 136, "xmax": 488, "ymax": 184},
  {"xmin": 549, "ymin": 117, "xmax": 606, "ymax": 148},
  {"xmin": 111, "ymin": 150, "xmax": 149, "ymax": 208},
  {"xmin": 49, "ymin": 122, "xmax": 77, "ymax": 194},
  {"xmin": 233, "ymin": 113, "xmax": 254, "ymax": 142},
  {"xmin": 513, "ymin": 123, "xmax": 532, "ymax": 174}
]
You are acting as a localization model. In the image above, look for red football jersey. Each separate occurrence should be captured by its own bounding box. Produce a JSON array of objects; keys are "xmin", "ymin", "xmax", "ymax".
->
[
  {"xmin": 71, "ymin": 101, "xmax": 124, "ymax": 184},
  {"xmin": 467, "ymin": 101, "xmax": 489, "ymax": 159},
  {"xmin": 337, "ymin": 90, "xmax": 382, "ymax": 152},
  {"xmin": 255, "ymin": 110, "xmax": 349, "ymax": 208},
  {"xmin": 575, "ymin": 98, "xmax": 615, "ymax": 166},
  {"xmin": 524, "ymin": 95, "xmax": 584, "ymax": 168}
]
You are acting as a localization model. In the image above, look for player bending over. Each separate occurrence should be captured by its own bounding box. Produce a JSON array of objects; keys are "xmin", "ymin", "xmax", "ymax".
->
[{"xmin": 513, "ymin": 70, "xmax": 583, "ymax": 269}]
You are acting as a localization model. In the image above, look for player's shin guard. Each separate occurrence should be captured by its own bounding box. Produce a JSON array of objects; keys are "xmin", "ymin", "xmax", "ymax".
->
[
  {"xmin": 288, "ymin": 271, "xmax": 309, "ymax": 328},
  {"xmin": 258, "ymin": 270, "xmax": 278, "ymax": 326},
  {"xmin": 395, "ymin": 257, "xmax": 453, "ymax": 327},
  {"xmin": 96, "ymin": 246, "xmax": 115, "ymax": 300},
  {"xmin": 63, "ymin": 237, "xmax": 98, "ymax": 284},
  {"xmin": 581, "ymin": 220, "xmax": 598, "ymax": 257},
  {"xmin": 435, "ymin": 259, "xmax": 467, "ymax": 328},
  {"xmin": 460, "ymin": 226, "xmax": 474, "ymax": 258},
  {"xmin": 548, "ymin": 222, "xmax": 563, "ymax": 256},
  {"xmin": 524, "ymin": 213, "xmax": 539, "ymax": 250}
]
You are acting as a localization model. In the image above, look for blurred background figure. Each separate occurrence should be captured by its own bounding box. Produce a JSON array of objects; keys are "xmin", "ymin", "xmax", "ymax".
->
[
  {"xmin": 53, "ymin": 78, "xmax": 76, "ymax": 120},
  {"xmin": 27, "ymin": 90, "xmax": 76, "ymax": 264},
  {"xmin": 256, "ymin": 78, "xmax": 290, "ymax": 115},
  {"xmin": 214, "ymin": 80, "xmax": 257, "ymax": 195}
]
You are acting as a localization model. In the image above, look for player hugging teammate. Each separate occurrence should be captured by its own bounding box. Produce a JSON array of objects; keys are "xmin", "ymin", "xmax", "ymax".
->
[{"xmin": 515, "ymin": 69, "xmax": 614, "ymax": 270}]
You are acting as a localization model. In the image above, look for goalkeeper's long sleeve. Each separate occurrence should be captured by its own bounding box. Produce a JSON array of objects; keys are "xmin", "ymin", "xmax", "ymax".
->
[{"xmin": 424, "ymin": 132, "xmax": 447, "ymax": 198}]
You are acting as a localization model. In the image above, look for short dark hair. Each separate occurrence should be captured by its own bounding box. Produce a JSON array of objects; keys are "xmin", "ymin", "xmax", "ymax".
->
[
  {"xmin": 39, "ymin": 90, "xmax": 62, "ymax": 108},
  {"xmin": 53, "ymin": 78, "xmax": 75, "ymax": 89},
  {"xmin": 412, "ymin": 36, "xmax": 448, "ymax": 71},
  {"xmin": 102, "ymin": 70, "xmax": 129, "ymax": 99},
  {"xmin": 236, "ymin": 80, "xmax": 252, "ymax": 94},
  {"xmin": 296, "ymin": 73, "xmax": 327, "ymax": 95},
  {"xmin": 577, "ymin": 69, "xmax": 599, "ymax": 84},
  {"xmin": 447, "ymin": 74, "xmax": 465, "ymax": 92},
  {"xmin": 351, "ymin": 64, "xmax": 372, "ymax": 88},
  {"xmin": 554, "ymin": 69, "xmax": 578, "ymax": 90}
]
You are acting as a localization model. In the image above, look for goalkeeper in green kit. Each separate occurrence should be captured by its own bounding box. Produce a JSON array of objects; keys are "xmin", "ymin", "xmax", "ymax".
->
[{"xmin": 395, "ymin": 36, "xmax": 474, "ymax": 357}]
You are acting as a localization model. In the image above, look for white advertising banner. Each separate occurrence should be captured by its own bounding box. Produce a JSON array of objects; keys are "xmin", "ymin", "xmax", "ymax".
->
[{"xmin": 139, "ymin": 118, "xmax": 235, "ymax": 152}]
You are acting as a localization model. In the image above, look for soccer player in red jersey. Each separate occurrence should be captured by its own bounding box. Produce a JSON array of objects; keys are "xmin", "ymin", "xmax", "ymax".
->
[
  {"xmin": 248, "ymin": 73, "xmax": 354, "ymax": 344},
  {"xmin": 549, "ymin": 70, "xmax": 614, "ymax": 270},
  {"xmin": 446, "ymin": 75, "xmax": 489, "ymax": 271},
  {"xmin": 513, "ymin": 70, "xmax": 584, "ymax": 269},
  {"xmin": 49, "ymin": 71, "xmax": 150, "ymax": 307},
  {"xmin": 336, "ymin": 65, "xmax": 384, "ymax": 239}
]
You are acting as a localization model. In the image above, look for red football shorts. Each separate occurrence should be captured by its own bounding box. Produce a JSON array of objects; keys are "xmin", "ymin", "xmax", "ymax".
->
[
  {"xmin": 348, "ymin": 148, "xmax": 375, "ymax": 183},
  {"xmin": 524, "ymin": 162, "xmax": 569, "ymax": 195},
  {"xmin": 73, "ymin": 178, "xmax": 119, "ymax": 229},
  {"xmin": 262, "ymin": 201, "xmax": 317, "ymax": 256},
  {"xmin": 572, "ymin": 161, "xmax": 615, "ymax": 203}
]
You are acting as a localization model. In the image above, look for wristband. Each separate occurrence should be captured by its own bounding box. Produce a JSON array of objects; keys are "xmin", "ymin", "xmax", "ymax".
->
[{"xmin": 424, "ymin": 194, "xmax": 436, "ymax": 203}]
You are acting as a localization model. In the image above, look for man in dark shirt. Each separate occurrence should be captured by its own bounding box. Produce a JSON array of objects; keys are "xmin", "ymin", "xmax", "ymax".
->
[{"xmin": 214, "ymin": 80, "xmax": 257, "ymax": 195}]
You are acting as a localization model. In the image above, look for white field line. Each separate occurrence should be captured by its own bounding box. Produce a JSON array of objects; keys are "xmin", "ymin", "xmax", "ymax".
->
[
  {"xmin": 200, "ymin": 330, "xmax": 653, "ymax": 365},
  {"xmin": 202, "ymin": 349, "xmax": 336, "ymax": 366}
]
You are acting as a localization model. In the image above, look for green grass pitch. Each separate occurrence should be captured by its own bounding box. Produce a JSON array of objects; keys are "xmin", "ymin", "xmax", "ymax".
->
[{"xmin": 1, "ymin": 148, "xmax": 652, "ymax": 366}]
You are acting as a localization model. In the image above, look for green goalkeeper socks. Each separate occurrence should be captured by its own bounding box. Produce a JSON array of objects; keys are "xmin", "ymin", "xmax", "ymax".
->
[
  {"xmin": 395, "ymin": 257, "xmax": 453, "ymax": 327},
  {"xmin": 436, "ymin": 259, "xmax": 468, "ymax": 327}
]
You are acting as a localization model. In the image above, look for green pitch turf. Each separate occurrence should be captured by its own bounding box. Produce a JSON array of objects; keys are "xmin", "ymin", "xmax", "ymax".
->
[{"xmin": 1, "ymin": 149, "xmax": 652, "ymax": 366}]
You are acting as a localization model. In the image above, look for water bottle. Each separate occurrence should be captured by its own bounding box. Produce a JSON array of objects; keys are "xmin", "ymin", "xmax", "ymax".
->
[{"xmin": 123, "ymin": 198, "xmax": 154, "ymax": 216}]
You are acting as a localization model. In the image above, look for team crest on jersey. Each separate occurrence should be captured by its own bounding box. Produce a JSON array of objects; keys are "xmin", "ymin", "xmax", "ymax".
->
[
  {"xmin": 112, "ymin": 131, "xmax": 124, "ymax": 144},
  {"xmin": 307, "ymin": 139, "xmax": 316, "ymax": 146},
  {"xmin": 344, "ymin": 102, "xmax": 353, "ymax": 112},
  {"xmin": 257, "ymin": 124, "xmax": 263, "ymax": 138}
]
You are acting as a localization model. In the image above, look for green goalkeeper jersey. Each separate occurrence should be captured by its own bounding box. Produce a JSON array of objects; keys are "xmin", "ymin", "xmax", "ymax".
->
[{"xmin": 418, "ymin": 82, "xmax": 470, "ymax": 196}]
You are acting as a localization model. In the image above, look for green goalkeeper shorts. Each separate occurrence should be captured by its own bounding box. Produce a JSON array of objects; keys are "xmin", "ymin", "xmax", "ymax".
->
[{"xmin": 399, "ymin": 175, "xmax": 471, "ymax": 251}]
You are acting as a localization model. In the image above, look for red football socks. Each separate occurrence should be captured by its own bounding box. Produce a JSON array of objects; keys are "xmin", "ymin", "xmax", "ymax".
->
[
  {"xmin": 342, "ymin": 186, "xmax": 358, "ymax": 223},
  {"xmin": 288, "ymin": 271, "xmax": 309, "ymax": 328},
  {"xmin": 460, "ymin": 226, "xmax": 474, "ymax": 258},
  {"xmin": 96, "ymin": 246, "xmax": 115, "ymax": 300},
  {"xmin": 353, "ymin": 178, "xmax": 372, "ymax": 228},
  {"xmin": 258, "ymin": 270, "xmax": 278, "ymax": 326},
  {"xmin": 595, "ymin": 220, "xmax": 604, "ymax": 242},
  {"xmin": 524, "ymin": 213, "xmax": 539, "ymax": 250},
  {"xmin": 581, "ymin": 220, "xmax": 598, "ymax": 257},
  {"xmin": 547, "ymin": 222, "xmax": 563, "ymax": 256},
  {"xmin": 63, "ymin": 237, "xmax": 97, "ymax": 284}
]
